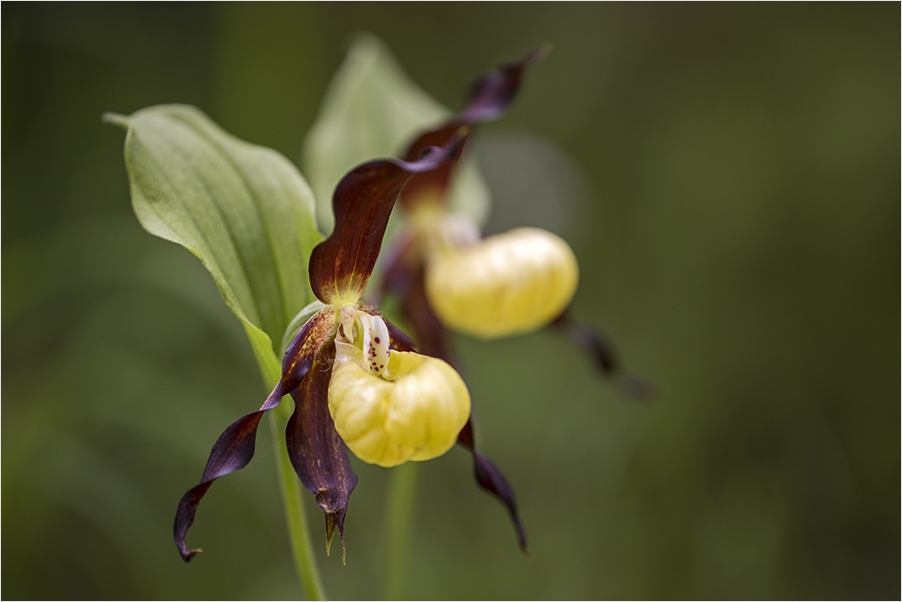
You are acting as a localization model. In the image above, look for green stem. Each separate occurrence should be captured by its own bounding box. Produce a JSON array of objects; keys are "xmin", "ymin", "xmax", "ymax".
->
[
  {"xmin": 269, "ymin": 401, "xmax": 328, "ymax": 601},
  {"xmin": 250, "ymin": 333, "xmax": 327, "ymax": 600},
  {"xmin": 381, "ymin": 462, "xmax": 420, "ymax": 600}
]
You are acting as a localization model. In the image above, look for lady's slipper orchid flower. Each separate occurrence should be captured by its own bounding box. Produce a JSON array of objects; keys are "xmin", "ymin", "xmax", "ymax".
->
[
  {"xmin": 174, "ymin": 137, "xmax": 469, "ymax": 562},
  {"xmin": 389, "ymin": 50, "xmax": 578, "ymax": 338},
  {"xmin": 375, "ymin": 47, "xmax": 568, "ymax": 551},
  {"xmin": 383, "ymin": 47, "xmax": 644, "ymax": 390},
  {"xmin": 383, "ymin": 48, "xmax": 577, "ymax": 348},
  {"xmin": 374, "ymin": 47, "xmax": 651, "ymax": 555},
  {"xmin": 171, "ymin": 49, "xmax": 563, "ymax": 566}
]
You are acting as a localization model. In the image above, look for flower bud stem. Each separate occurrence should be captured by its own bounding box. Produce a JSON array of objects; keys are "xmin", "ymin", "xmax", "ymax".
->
[
  {"xmin": 382, "ymin": 461, "xmax": 420, "ymax": 601},
  {"xmin": 256, "ymin": 353, "xmax": 328, "ymax": 600}
]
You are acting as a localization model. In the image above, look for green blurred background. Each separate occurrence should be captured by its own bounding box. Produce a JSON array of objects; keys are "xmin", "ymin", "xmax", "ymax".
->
[{"xmin": 3, "ymin": 3, "xmax": 898, "ymax": 600}]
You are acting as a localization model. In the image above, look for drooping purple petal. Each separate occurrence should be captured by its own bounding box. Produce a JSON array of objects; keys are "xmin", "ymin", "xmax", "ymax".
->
[
  {"xmin": 285, "ymin": 343, "xmax": 358, "ymax": 561},
  {"xmin": 457, "ymin": 420, "xmax": 529, "ymax": 556},
  {"xmin": 380, "ymin": 251, "xmax": 528, "ymax": 553},
  {"xmin": 309, "ymin": 140, "xmax": 462, "ymax": 305},
  {"xmin": 394, "ymin": 325, "xmax": 526, "ymax": 554},
  {"xmin": 174, "ymin": 312, "xmax": 332, "ymax": 561},
  {"xmin": 174, "ymin": 379, "xmax": 297, "ymax": 561},
  {"xmin": 550, "ymin": 311, "xmax": 653, "ymax": 401}
]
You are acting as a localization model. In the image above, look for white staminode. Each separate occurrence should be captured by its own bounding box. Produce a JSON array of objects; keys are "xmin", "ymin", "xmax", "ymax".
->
[{"xmin": 337, "ymin": 306, "xmax": 391, "ymax": 378}]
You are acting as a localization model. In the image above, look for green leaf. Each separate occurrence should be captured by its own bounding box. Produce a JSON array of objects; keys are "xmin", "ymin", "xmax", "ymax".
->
[
  {"xmin": 108, "ymin": 104, "xmax": 321, "ymax": 379},
  {"xmin": 302, "ymin": 33, "xmax": 490, "ymax": 235}
]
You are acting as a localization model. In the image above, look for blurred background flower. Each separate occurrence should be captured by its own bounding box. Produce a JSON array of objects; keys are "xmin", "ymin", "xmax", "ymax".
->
[{"xmin": 2, "ymin": 3, "xmax": 898, "ymax": 599}]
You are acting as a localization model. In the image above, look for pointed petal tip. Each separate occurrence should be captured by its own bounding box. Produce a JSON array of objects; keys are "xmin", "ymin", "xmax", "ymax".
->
[
  {"xmin": 180, "ymin": 547, "xmax": 203, "ymax": 563},
  {"xmin": 323, "ymin": 509, "xmax": 349, "ymax": 563},
  {"xmin": 550, "ymin": 311, "xmax": 654, "ymax": 402},
  {"xmin": 512, "ymin": 514, "xmax": 529, "ymax": 557},
  {"xmin": 458, "ymin": 422, "xmax": 531, "ymax": 557},
  {"xmin": 524, "ymin": 43, "xmax": 552, "ymax": 64},
  {"xmin": 172, "ymin": 388, "xmax": 287, "ymax": 563},
  {"xmin": 620, "ymin": 375, "xmax": 655, "ymax": 402}
]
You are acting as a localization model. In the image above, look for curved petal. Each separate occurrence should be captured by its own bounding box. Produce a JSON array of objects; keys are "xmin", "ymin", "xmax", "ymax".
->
[
  {"xmin": 174, "ymin": 379, "xmax": 296, "ymax": 561},
  {"xmin": 550, "ymin": 311, "xmax": 653, "ymax": 400},
  {"xmin": 458, "ymin": 45, "xmax": 549, "ymax": 124},
  {"xmin": 398, "ymin": 125, "xmax": 468, "ymax": 212},
  {"xmin": 174, "ymin": 312, "xmax": 332, "ymax": 561},
  {"xmin": 457, "ymin": 420, "xmax": 529, "ymax": 556},
  {"xmin": 400, "ymin": 46, "xmax": 548, "ymax": 209},
  {"xmin": 309, "ymin": 141, "xmax": 462, "ymax": 305},
  {"xmin": 286, "ymin": 343, "xmax": 358, "ymax": 561}
]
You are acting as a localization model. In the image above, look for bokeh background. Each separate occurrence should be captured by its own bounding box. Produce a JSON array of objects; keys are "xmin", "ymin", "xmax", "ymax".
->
[{"xmin": 3, "ymin": 3, "xmax": 898, "ymax": 600}]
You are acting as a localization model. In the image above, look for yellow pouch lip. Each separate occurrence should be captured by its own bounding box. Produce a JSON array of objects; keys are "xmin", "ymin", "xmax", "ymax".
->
[
  {"xmin": 329, "ymin": 346, "xmax": 470, "ymax": 468},
  {"xmin": 426, "ymin": 227, "xmax": 579, "ymax": 339}
]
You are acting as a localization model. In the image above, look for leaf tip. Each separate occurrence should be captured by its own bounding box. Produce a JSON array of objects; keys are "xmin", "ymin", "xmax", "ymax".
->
[{"xmin": 101, "ymin": 112, "xmax": 130, "ymax": 129}]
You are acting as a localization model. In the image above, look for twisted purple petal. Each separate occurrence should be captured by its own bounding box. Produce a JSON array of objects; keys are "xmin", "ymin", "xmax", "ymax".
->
[
  {"xmin": 286, "ymin": 343, "xmax": 358, "ymax": 561},
  {"xmin": 457, "ymin": 420, "xmax": 529, "ymax": 555},
  {"xmin": 174, "ymin": 311, "xmax": 334, "ymax": 561},
  {"xmin": 458, "ymin": 45, "xmax": 550, "ymax": 124},
  {"xmin": 550, "ymin": 311, "xmax": 654, "ymax": 401},
  {"xmin": 400, "ymin": 46, "xmax": 548, "ymax": 209},
  {"xmin": 174, "ymin": 377, "xmax": 297, "ymax": 561}
]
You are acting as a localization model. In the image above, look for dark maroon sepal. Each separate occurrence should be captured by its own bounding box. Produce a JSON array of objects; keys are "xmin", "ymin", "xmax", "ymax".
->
[
  {"xmin": 398, "ymin": 125, "xmax": 468, "ymax": 210},
  {"xmin": 458, "ymin": 45, "xmax": 549, "ymax": 124},
  {"xmin": 285, "ymin": 343, "xmax": 358, "ymax": 562},
  {"xmin": 550, "ymin": 311, "xmax": 653, "ymax": 401},
  {"xmin": 174, "ymin": 312, "xmax": 333, "ymax": 561},
  {"xmin": 457, "ymin": 420, "xmax": 529, "ymax": 556},
  {"xmin": 400, "ymin": 46, "xmax": 548, "ymax": 209},
  {"xmin": 309, "ymin": 141, "xmax": 463, "ymax": 305}
]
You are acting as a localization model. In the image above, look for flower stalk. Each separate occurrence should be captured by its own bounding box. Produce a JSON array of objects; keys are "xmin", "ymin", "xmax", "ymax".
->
[
  {"xmin": 251, "ymin": 347, "xmax": 328, "ymax": 599},
  {"xmin": 382, "ymin": 462, "xmax": 420, "ymax": 600}
]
